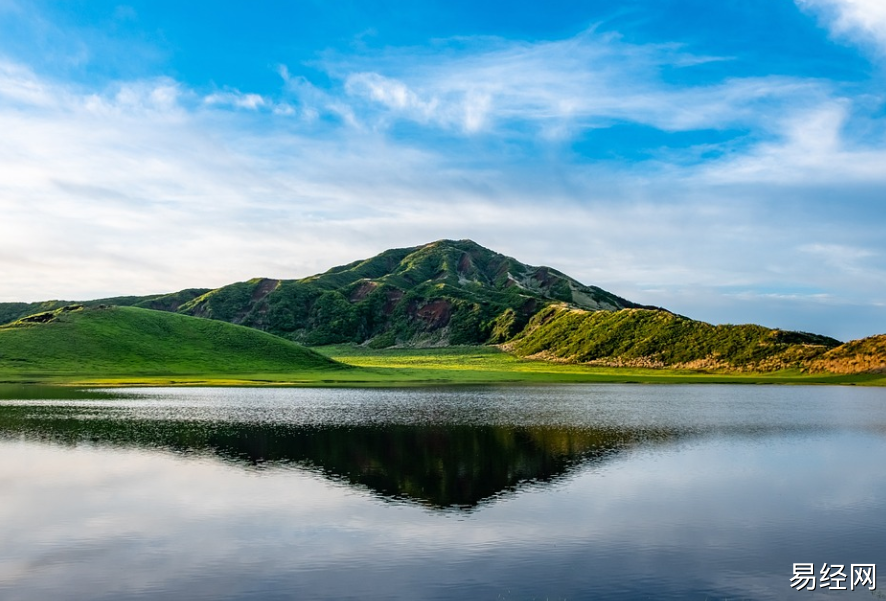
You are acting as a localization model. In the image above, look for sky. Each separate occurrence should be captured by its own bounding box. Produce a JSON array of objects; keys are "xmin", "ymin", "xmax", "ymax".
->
[{"xmin": 1, "ymin": 0, "xmax": 885, "ymax": 340}]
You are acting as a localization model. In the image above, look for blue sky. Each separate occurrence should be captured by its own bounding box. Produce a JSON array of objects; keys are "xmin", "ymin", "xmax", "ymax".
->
[{"xmin": 1, "ymin": 0, "xmax": 885, "ymax": 340}]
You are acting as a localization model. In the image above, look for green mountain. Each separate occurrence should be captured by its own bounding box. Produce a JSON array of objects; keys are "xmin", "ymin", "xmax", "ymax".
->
[
  {"xmin": 0, "ymin": 305, "xmax": 341, "ymax": 378},
  {"xmin": 0, "ymin": 240, "xmax": 642, "ymax": 348},
  {"xmin": 505, "ymin": 305, "xmax": 843, "ymax": 372},
  {"xmin": 119, "ymin": 239, "xmax": 643, "ymax": 347}
]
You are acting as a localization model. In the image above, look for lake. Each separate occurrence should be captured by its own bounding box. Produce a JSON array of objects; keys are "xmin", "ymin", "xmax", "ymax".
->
[{"xmin": 0, "ymin": 384, "xmax": 884, "ymax": 600}]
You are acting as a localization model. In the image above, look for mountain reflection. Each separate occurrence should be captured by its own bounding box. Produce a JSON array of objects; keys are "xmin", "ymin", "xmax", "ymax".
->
[
  {"xmin": 206, "ymin": 424, "xmax": 650, "ymax": 507},
  {"xmin": 0, "ymin": 404, "xmax": 674, "ymax": 508}
]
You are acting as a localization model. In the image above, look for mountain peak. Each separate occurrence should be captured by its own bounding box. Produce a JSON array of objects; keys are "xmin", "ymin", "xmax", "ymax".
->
[
  {"xmin": 0, "ymin": 242, "xmax": 642, "ymax": 348},
  {"xmin": 169, "ymin": 241, "xmax": 642, "ymax": 346},
  {"xmin": 420, "ymin": 238, "xmax": 485, "ymax": 250}
]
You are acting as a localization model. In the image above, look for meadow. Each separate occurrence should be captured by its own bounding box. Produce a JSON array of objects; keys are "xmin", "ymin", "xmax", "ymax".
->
[{"xmin": 310, "ymin": 344, "xmax": 886, "ymax": 386}]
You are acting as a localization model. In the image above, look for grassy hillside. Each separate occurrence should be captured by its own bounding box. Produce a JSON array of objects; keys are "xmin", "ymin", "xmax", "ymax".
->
[
  {"xmin": 0, "ymin": 300, "xmax": 71, "ymax": 326},
  {"xmin": 0, "ymin": 313, "xmax": 881, "ymax": 386},
  {"xmin": 505, "ymin": 305, "xmax": 842, "ymax": 371},
  {"xmin": 0, "ymin": 305, "xmax": 343, "ymax": 380},
  {"xmin": 807, "ymin": 334, "xmax": 886, "ymax": 374}
]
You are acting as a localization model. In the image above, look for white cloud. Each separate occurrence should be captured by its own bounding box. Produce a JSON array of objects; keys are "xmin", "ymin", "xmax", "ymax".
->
[
  {"xmin": 273, "ymin": 102, "xmax": 295, "ymax": 116},
  {"xmin": 278, "ymin": 65, "xmax": 360, "ymax": 126},
  {"xmin": 0, "ymin": 60, "xmax": 54, "ymax": 106},
  {"xmin": 0, "ymin": 61, "xmax": 498, "ymax": 300},
  {"xmin": 797, "ymin": 0, "xmax": 886, "ymax": 54},
  {"xmin": 203, "ymin": 85, "xmax": 298, "ymax": 115},
  {"xmin": 701, "ymin": 102, "xmax": 886, "ymax": 184},
  {"xmin": 109, "ymin": 79, "xmax": 183, "ymax": 114},
  {"xmin": 345, "ymin": 73, "xmax": 434, "ymax": 114}
]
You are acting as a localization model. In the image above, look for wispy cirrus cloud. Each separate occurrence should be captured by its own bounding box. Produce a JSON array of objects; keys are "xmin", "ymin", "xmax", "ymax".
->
[
  {"xmin": 303, "ymin": 32, "xmax": 825, "ymax": 138},
  {"xmin": 204, "ymin": 89, "xmax": 267, "ymax": 110}
]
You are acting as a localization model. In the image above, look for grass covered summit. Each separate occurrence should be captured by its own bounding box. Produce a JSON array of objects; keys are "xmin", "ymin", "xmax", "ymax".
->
[{"xmin": 131, "ymin": 239, "xmax": 643, "ymax": 347}]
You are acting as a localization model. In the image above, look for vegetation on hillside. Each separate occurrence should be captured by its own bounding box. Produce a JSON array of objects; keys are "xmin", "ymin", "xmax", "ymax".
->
[
  {"xmin": 72, "ymin": 239, "xmax": 643, "ymax": 347},
  {"xmin": 0, "ymin": 316, "xmax": 882, "ymax": 387},
  {"xmin": 0, "ymin": 288, "xmax": 210, "ymax": 327},
  {"xmin": 313, "ymin": 345, "xmax": 884, "ymax": 385},
  {"xmin": 807, "ymin": 334, "xmax": 886, "ymax": 374},
  {"xmin": 505, "ymin": 305, "xmax": 842, "ymax": 371}
]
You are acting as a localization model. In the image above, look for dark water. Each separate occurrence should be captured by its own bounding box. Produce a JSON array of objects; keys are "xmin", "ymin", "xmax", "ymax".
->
[{"xmin": 0, "ymin": 384, "xmax": 884, "ymax": 600}]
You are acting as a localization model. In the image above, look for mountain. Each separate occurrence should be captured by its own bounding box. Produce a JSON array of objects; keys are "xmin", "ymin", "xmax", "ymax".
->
[
  {"xmin": 1, "ymin": 239, "xmax": 882, "ymax": 375},
  {"xmin": 505, "ymin": 305, "xmax": 843, "ymax": 372},
  {"xmin": 115, "ymin": 239, "xmax": 643, "ymax": 347},
  {"xmin": 0, "ymin": 305, "xmax": 341, "ymax": 378},
  {"xmin": 1, "ymin": 240, "xmax": 641, "ymax": 348}
]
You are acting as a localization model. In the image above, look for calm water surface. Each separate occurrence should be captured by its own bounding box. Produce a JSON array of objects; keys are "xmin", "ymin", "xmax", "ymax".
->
[{"xmin": 0, "ymin": 384, "xmax": 884, "ymax": 600}]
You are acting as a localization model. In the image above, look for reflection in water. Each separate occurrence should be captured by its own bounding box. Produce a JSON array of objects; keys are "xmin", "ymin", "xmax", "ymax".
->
[
  {"xmin": 0, "ymin": 384, "xmax": 120, "ymax": 401},
  {"xmin": 0, "ymin": 402, "xmax": 675, "ymax": 508},
  {"xmin": 1, "ymin": 383, "xmax": 885, "ymax": 509}
]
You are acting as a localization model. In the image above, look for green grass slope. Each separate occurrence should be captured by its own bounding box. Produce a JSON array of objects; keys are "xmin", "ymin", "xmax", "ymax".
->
[
  {"xmin": 0, "ymin": 305, "xmax": 343, "ymax": 381},
  {"xmin": 0, "ymin": 289, "xmax": 210, "ymax": 327},
  {"xmin": 807, "ymin": 334, "xmax": 886, "ymax": 374},
  {"xmin": 506, "ymin": 305, "xmax": 842, "ymax": 371}
]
